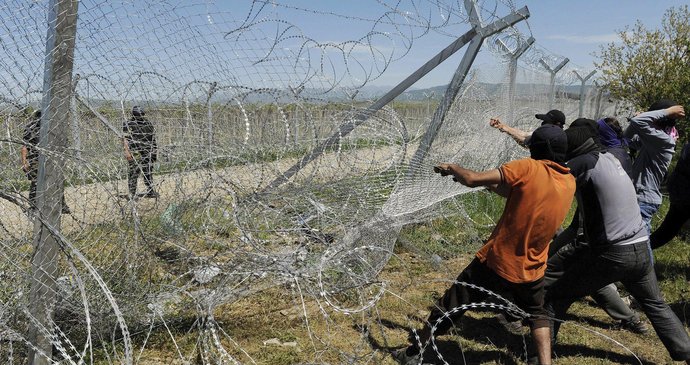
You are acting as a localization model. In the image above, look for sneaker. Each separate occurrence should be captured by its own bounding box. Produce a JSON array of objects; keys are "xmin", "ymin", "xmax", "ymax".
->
[
  {"xmin": 392, "ymin": 347, "xmax": 432, "ymax": 365},
  {"xmin": 144, "ymin": 190, "xmax": 159, "ymax": 198},
  {"xmin": 61, "ymin": 205, "xmax": 71, "ymax": 214},
  {"xmin": 619, "ymin": 319, "xmax": 649, "ymax": 334}
]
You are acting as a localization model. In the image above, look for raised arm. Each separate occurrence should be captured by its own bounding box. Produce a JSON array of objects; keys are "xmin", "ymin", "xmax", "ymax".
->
[
  {"xmin": 20, "ymin": 145, "xmax": 29, "ymax": 172},
  {"xmin": 624, "ymin": 105, "xmax": 685, "ymax": 144},
  {"xmin": 123, "ymin": 138, "xmax": 133, "ymax": 161},
  {"xmin": 489, "ymin": 117, "xmax": 531, "ymax": 148}
]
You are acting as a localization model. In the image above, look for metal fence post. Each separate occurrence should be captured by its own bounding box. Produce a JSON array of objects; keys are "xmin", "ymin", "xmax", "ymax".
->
[
  {"xmin": 28, "ymin": 1, "xmax": 79, "ymax": 364},
  {"xmin": 539, "ymin": 58, "xmax": 569, "ymax": 109},
  {"xmin": 573, "ymin": 70, "xmax": 596, "ymax": 118},
  {"xmin": 495, "ymin": 36, "xmax": 534, "ymax": 124}
]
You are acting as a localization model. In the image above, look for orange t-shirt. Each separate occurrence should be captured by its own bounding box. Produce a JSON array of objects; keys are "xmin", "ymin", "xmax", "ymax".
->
[{"xmin": 475, "ymin": 158, "xmax": 575, "ymax": 283}]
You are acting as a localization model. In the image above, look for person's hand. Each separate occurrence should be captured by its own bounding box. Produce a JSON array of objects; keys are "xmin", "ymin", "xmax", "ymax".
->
[
  {"xmin": 125, "ymin": 151, "xmax": 133, "ymax": 161},
  {"xmin": 433, "ymin": 163, "xmax": 455, "ymax": 177},
  {"xmin": 21, "ymin": 162, "xmax": 30, "ymax": 173},
  {"xmin": 666, "ymin": 105, "xmax": 686, "ymax": 119},
  {"xmin": 489, "ymin": 117, "xmax": 505, "ymax": 131}
]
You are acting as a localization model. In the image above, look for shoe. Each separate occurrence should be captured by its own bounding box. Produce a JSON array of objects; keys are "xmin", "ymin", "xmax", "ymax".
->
[
  {"xmin": 496, "ymin": 312, "xmax": 525, "ymax": 334},
  {"xmin": 61, "ymin": 205, "xmax": 71, "ymax": 214},
  {"xmin": 526, "ymin": 351, "xmax": 557, "ymax": 365},
  {"xmin": 392, "ymin": 347, "xmax": 432, "ymax": 365},
  {"xmin": 144, "ymin": 190, "xmax": 159, "ymax": 198},
  {"xmin": 619, "ymin": 319, "xmax": 649, "ymax": 334}
]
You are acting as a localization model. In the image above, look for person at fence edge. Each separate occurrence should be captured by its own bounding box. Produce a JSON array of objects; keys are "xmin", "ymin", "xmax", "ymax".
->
[
  {"xmin": 393, "ymin": 123, "xmax": 575, "ymax": 365},
  {"xmin": 544, "ymin": 124, "xmax": 690, "ymax": 364},
  {"xmin": 650, "ymin": 140, "xmax": 690, "ymax": 249},
  {"xmin": 488, "ymin": 109, "xmax": 566, "ymax": 147},
  {"xmin": 123, "ymin": 105, "xmax": 159, "ymax": 198},
  {"xmin": 20, "ymin": 109, "xmax": 70, "ymax": 214},
  {"xmin": 624, "ymin": 100, "xmax": 685, "ymax": 234}
]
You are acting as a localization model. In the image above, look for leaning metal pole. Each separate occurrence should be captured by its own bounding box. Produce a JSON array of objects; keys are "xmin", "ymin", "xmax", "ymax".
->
[
  {"xmin": 28, "ymin": 1, "xmax": 79, "ymax": 364},
  {"xmin": 407, "ymin": 2, "xmax": 530, "ymax": 177},
  {"xmin": 262, "ymin": 21, "xmax": 480, "ymax": 192},
  {"xmin": 264, "ymin": 2, "xmax": 530, "ymax": 193}
]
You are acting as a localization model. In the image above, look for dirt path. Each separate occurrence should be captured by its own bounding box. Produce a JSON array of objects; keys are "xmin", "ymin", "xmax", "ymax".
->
[{"xmin": 1, "ymin": 144, "xmax": 410, "ymax": 239}]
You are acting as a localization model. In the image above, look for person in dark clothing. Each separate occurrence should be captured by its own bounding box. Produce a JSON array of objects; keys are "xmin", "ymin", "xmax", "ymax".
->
[
  {"xmin": 20, "ymin": 109, "xmax": 70, "ymax": 214},
  {"xmin": 650, "ymin": 141, "xmax": 690, "ymax": 249},
  {"xmin": 123, "ymin": 106, "xmax": 158, "ymax": 198},
  {"xmin": 545, "ymin": 124, "xmax": 690, "ymax": 364},
  {"xmin": 547, "ymin": 117, "xmax": 644, "ymax": 334}
]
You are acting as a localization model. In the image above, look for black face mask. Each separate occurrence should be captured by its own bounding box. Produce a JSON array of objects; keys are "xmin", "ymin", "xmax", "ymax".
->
[{"xmin": 529, "ymin": 139, "xmax": 566, "ymax": 164}]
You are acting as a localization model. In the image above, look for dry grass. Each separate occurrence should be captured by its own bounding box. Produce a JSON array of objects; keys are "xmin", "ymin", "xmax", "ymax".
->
[{"xmin": 130, "ymin": 241, "xmax": 690, "ymax": 364}]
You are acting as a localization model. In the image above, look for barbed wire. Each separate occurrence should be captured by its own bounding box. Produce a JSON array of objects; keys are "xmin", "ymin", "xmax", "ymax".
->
[{"xmin": 0, "ymin": 0, "xmax": 629, "ymax": 364}]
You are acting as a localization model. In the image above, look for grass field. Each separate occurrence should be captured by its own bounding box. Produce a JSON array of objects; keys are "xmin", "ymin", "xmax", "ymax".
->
[{"xmin": 118, "ymin": 195, "xmax": 690, "ymax": 365}]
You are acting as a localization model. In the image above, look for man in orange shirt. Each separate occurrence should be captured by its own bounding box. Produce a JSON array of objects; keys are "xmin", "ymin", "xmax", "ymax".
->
[{"xmin": 394, "ymin": 124, "xmax": 575, "ymax": 365}]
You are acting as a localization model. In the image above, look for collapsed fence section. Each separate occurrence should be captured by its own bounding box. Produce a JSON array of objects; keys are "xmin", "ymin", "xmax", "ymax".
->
[{"xmin": 0, "ymin": 1, "xmax": 617, "ymax": 363}]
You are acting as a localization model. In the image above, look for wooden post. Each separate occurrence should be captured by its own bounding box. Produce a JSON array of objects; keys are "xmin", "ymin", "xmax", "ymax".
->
[{"xmin": 29, "ymin": 1, "xmax": 79, "ymax": 364}]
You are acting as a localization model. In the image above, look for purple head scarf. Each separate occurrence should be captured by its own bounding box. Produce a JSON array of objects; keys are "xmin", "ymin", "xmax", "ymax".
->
[{"xmin": 597, "ymin": 118, "xmax": 628, "ymax": 148}]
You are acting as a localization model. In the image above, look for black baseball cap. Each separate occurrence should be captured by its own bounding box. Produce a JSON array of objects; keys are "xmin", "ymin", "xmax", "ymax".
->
[{"xmin": 535, "ymin": 109, "xmax": 566, "ymax": 127}]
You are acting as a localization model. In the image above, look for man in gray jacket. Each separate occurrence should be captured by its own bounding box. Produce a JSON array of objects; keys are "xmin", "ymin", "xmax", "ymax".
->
[
  {"xmin": 624, "ymin": 100, "xmax": 685, "ymax": 233},
  {"xmin": 545, "ymin": 124, "xmax": 690, "ymax": 363}
]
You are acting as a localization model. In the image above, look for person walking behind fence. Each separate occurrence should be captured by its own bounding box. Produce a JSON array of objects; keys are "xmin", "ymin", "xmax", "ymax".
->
[
  {"xmin": 123, "ymin": 106, "xmax": 158, "ymax": 199},
  {"xmin": 21, "ymin": 109, "xmax": 70, "ymax": 214},
  {"xmin": 650, "ymin": 141, "xmax": 690, "ymax": 249},
  {"xmin": 393, "ymin": 124, "xmax": 575, "ymax": 365},
  {"xmin": 544, "ymin": 124, "xmax": 690, "ymax": 364},
  {"xmin": 624, "ymin": 100, "xmax": 685, "ymax": 234}
]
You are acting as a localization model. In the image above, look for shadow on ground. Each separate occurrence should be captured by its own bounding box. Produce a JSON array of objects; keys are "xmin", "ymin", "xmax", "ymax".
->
[{"xmin": 365, "ymin": 310, "xmax": 657, "ymax": 364}]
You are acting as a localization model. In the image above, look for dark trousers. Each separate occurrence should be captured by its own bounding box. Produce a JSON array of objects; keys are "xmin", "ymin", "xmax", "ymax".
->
[
  {"xmin": 128, "ymin": 152, "xmax": 154, "ymax": 196},
  {"xmin": 546, "ymin": 226, "xmax": 638, "ymax": 323},
  {"xmin": 546, "ymin": 241, "xmax": 690, "ymax": 361},
  {"xmin": 425, "ymin": 258, "xmax": 550, "ymax": 337},
  {"xmin": 651, "ymin": 203, "xmax": 690, "ymax": 249}
]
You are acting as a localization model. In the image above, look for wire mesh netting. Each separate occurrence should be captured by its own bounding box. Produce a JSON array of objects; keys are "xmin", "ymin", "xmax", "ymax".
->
[{"xmin": 0, "ymin": 0, "xmax": 627, "ymax": 364}]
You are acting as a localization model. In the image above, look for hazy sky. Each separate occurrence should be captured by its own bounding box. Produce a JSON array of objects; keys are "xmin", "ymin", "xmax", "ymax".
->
[
  {"xmin": 261, "ymin": 0, "xmax": 687, "ymax": 88},
  {"xmin": 401, "ymin": 0, "xmax": 687, "ymax": 87}
]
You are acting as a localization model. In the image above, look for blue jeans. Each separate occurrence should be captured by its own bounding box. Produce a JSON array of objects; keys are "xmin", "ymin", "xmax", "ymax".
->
[
  {"xmin": 639, "ymin": 201, "xmax": 660, "ymax": 262},
  {"xmin": 639, "ymin": 201, "xmax": 661, "ymax": 235},
  {"xmin": 545, "ymin": 241, "xmax": 690, "ymax": 361}
]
